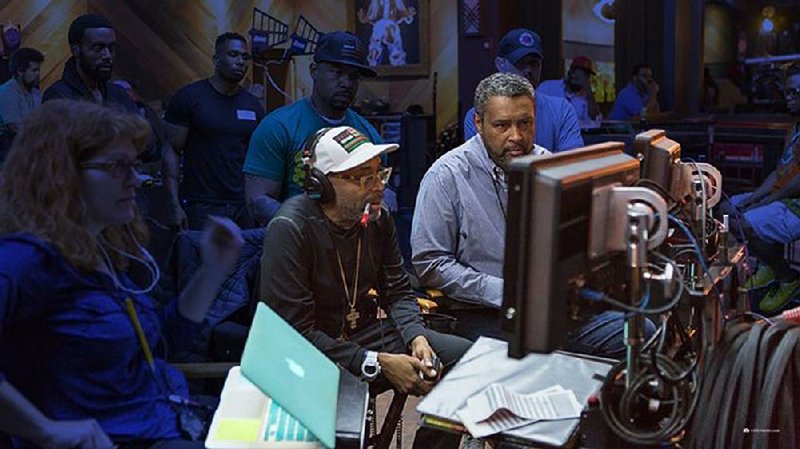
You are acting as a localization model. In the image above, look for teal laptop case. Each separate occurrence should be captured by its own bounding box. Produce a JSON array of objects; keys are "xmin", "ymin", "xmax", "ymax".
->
[{"xmin": 241, "ymin": 303, "xmax": 340, "ymax": 449}]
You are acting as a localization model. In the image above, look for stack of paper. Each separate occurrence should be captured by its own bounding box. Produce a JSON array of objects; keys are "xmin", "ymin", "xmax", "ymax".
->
[{"xmin": 456, "ymin": 384, "xmax": 583, "ymax": 438}]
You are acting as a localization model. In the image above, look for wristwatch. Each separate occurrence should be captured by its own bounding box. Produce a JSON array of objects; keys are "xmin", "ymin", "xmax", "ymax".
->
[{"xmin": 361, "ymin": 351, "xmax": 381, "ymax": 381}]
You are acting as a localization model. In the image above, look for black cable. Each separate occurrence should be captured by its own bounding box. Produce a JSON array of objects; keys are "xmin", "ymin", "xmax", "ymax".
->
[
  {"xmin": 688, "ymin": 322, "xmax": 800, "ymax": 449},
  {"xmin": 600, "ymin": 351, "xmax": 697, "ymax": 446}
]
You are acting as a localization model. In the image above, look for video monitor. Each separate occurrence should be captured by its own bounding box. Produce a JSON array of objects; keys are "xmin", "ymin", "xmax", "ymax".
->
[
  {"xmin": 634, "ymin": 129, "xmax": 723, "ymax": 212},
  {"xmin": 633, "ymin": 129, "xmax": 681, "ymax": 196},
  {"xmin": 502, "ymin": 142, "xmax": 641, "ymax": 358}
]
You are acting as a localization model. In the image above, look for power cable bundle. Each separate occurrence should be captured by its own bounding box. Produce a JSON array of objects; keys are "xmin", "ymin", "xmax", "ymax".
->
[
  {"xmin": 595, "ymin": 216, "xmax": 707, "ymax": 446},
  {"xmin": 689, "ymin": 321, "xmax": 800, "ymax": 449},
  {"xmin": 599, "ymin": 313, "xmax": 699, "ymax": 446}
]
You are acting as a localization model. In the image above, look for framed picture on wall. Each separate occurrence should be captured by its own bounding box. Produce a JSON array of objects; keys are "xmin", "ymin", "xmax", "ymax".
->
[{"xmin": 348, "ymin": 0, "xmax": 430, "ymax": 77}]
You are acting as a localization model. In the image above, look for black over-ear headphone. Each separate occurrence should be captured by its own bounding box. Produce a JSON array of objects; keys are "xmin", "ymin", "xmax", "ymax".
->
[{"xmin": 302, "ymin": 127, "xmax": 336, "ymax": 204}]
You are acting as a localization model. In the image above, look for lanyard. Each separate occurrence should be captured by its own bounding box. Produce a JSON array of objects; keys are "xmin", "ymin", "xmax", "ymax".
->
[
  {"xmin": 121, "ymin": 295, "xmax": 211, "ymax": 412},
  {"xmin": 123, "ymin": 296, "xmax": 157, "ymax": 375}
]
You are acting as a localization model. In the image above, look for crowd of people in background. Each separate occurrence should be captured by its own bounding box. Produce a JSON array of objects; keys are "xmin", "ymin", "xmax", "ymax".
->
[{"xmin": 0, "ymin": 10, "xmax": 799, "ymax": 449}]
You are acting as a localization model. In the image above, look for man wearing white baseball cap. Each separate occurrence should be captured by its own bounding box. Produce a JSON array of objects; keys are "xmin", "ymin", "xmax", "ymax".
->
[{"xmin": 260, "ymin": 126, "xmax": 471, "ymax": 448}]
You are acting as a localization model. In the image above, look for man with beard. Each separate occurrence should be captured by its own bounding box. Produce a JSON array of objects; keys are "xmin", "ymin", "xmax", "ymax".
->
[
  {"xmin": 723, "ymin": 69, "xmax": 800, "ymax": 313},
  {"xmin": 163, "ymin": 32, "xmax": 264, "ymax": 230},
  {"xmin": 0, "ymin": 47, "xmax": 43, "ymax": 134},
  {"xmin": 42, "ymin": 14, "xmax": 134, "ymax": 112},
  {"xmin": 411, "ymin": 73, "xmax": 646, "ymax": 357},
  {"xmin": 463, "ymin": 28, "xmax": 583, "ymax": 153},
  {"xmin": 538, "ymin": 55, "xmax": 601, "ymax": 129},
  {"xmin": 261, "ymin": 126, "xmax": 470, "ymax": 449},
  {"xmin": 243, "ymin": 31, "xmax": 383, "ymax": 226}
]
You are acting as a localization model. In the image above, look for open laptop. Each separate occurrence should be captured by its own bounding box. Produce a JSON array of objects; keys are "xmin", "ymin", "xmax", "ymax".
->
[{"xmin": 205, "ymin": 303, "xmax": 340, "ymax": 449}]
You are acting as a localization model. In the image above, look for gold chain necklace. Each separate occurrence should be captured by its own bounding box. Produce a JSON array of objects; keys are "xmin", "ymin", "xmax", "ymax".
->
[{"xmin": 334, "ymin": 235, "xmax": 362, "ymax": 331}]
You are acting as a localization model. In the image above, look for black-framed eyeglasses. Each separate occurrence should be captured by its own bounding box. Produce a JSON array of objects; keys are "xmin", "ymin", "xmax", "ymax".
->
[
  {"xmin": 79, "ymin": 159, "xmax": 142, "ymax": 178},
  {"xmin": 330, "ymin": 167, "xmax": 392, "ymax": 189}
]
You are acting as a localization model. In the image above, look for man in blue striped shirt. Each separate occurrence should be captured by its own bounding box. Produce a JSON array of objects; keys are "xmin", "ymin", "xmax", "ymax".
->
[
  {"xmin": 462, "ymin": 28, "xmax": 583, "ymax": 153},
  {"xmin": 413, "ymin": 72, "xmax": 651, "ymax": 357}
]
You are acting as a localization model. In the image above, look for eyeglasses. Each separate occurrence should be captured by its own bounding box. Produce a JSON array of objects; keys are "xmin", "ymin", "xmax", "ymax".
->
[
  {"xmin": 80, "ymin": 159, "xmax": 142, "ymax": 178},
  {"xmin": 330, "ymin": 167, "xmax": 392, "ymax": 189}
]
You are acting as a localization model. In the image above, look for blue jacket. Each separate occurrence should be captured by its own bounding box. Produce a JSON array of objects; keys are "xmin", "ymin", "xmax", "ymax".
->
[{"xmin": 0, "ymin": 233, "xmax": 200, "ymax": 442}]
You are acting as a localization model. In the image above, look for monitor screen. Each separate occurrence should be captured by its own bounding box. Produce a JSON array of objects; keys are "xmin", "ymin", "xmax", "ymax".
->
[
  {"xmin": 502, "ymin": 142, "xmax": 640, "ymax": 357},
  {"xmin": 633, "ymin": 129, "xmax": 681, "ymax": 197}
]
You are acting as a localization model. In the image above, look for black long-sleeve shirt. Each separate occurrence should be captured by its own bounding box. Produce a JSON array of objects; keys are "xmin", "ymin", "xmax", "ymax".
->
[{"xmin": 260, "ymin": 195, "xmax": 426, "ymax": 376}]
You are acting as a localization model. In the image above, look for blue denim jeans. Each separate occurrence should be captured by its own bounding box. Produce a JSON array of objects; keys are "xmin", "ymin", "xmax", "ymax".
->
[
  {"xmin": 450, "ymin": 308, "xmax": 655, "ymax": 359},
  {"xmin": 564, "ymin": 311, "xmax": 656, "ymax": 359}
]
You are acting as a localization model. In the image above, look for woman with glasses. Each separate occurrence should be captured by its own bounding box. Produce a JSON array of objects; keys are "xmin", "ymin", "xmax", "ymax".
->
[{"xmin": 0, "ymin": 100, "xmax": 243, "ymax": 449}]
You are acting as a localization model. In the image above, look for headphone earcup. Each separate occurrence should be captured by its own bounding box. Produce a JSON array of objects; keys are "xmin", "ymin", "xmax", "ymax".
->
[
  {"xmin": 302, "ymin": 127, "xmax": 335, "ymax": 203},
  {"xmin": 312, "ymin": 168, "xmax": 335, "ymax": 204}
]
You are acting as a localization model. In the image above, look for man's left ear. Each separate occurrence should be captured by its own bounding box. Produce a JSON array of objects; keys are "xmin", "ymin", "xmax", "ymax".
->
[{"xmin": 309, "ymin": 62, "xmax": 318, "ymax": 80}]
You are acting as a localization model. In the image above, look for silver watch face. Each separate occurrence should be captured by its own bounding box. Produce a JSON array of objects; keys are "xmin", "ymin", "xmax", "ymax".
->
[
  {"xmin": 363, "ymin": 364, "xmax": 379, "ymax": 377},
  {"xmin": 362, "ymin": 353, "xmax": 380, "ymax": 379}
]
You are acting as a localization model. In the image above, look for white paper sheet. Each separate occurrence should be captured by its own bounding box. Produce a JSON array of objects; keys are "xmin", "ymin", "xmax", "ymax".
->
[{"xmin": 456, "ymin": 384, "xmax": 583, "ymax": 438}]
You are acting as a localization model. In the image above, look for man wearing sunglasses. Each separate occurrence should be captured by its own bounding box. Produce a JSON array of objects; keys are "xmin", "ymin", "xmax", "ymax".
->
[
  {"xmin": 243, "ymin": 31, "xmax": 388, "ymax": 227},
  {"xmin": 164, "ymin": 32, "xmax": 265, "ymax": 230},
  {"xmin": 722, "ymin": 68, "xmax": 800, "ymax": 314},
  {"xmin": 261, "ymin": 126, "xmax": 470, "ymax": 449}
]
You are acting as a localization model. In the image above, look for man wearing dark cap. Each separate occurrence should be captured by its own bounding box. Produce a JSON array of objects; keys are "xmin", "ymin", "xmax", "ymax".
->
[
  {"xmin": 243, "ymin": 31, "xmax": 384, "ymax": 226},
  {"xmin": 163, "ymin": 32, "xmax": 264, "ymax": 230},
  {"xmin": 42, "ymin": 14, "xmax": 134, "ymax": 111},
  {"xmin": 538, "ymin": 55, "xmax": 602, "ymax": 128},
  {"xmin": 463, "ymin": 28, "xmax": 583, "ymax": 153}
]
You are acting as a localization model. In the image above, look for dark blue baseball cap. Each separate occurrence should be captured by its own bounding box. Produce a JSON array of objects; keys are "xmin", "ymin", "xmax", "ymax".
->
[
  {"xmin": 498, "ymin": 28, "xmax": 543, "ymax": 64},
  {"xmin": 314, "ymin": 31, "xmax": 377, "ymax": 77}
]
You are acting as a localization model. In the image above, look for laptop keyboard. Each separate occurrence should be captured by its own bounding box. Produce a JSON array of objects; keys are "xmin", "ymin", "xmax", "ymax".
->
[{"xmin": 265, "ymin": 397, "xmax": 319, "ymax": 442}]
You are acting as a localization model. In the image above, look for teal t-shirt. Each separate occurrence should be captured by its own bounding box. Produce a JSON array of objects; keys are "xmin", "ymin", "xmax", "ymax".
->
[{"xmin": 243, "ymin": 98, "xmax": 382, "ymax": 200}]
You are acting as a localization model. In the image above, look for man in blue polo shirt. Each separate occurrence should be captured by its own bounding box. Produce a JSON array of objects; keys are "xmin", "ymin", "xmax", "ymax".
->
[
  {"xmin": 609, "ymin": 62, "xmax": 661, "ymax": 121},
  {"xmin": 463, "ymin": 28, "xmax": 583, "ymax": 153},
  {"xmin": 243, "ymin": 32, "xmax": 385, "ymax": 226}
]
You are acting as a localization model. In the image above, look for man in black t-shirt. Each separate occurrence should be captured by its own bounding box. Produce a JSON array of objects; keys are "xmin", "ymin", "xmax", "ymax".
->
[
  {"xmin": 164, "ymin": 32, "xmax": 265, "ymax": 230},
  {"xmin": 261, "ymin": 126, "xmax": 471, "ymax": 449}
]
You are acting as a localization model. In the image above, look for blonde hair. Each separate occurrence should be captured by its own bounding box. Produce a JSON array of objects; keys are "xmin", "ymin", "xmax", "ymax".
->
[{"xmin": 0, "ymin": 100, "xmax": 151, "ymax": 271}]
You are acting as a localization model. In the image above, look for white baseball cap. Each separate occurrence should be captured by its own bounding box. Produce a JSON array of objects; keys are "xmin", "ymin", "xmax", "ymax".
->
[{"xmin": 312, "ymin": 126, "xmax": 398, "ymax": 174}]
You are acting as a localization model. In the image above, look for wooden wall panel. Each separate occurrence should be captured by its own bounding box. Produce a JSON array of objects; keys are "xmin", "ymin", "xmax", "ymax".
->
[
  {"xmin": 6, "ymin": 0, "xmax": 457, "ymax": 132},
  {"xmin": 1, "ymin": 0, "xmax": 87, "ymax": 88},
  {"xmin": 353, "ymin": 0, "xmax": 459, "ymax": 133}
]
